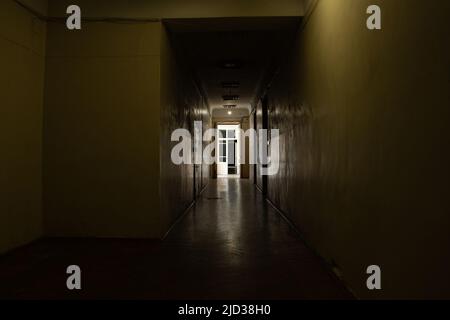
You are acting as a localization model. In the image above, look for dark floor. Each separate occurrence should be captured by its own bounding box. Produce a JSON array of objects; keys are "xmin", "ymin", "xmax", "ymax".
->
[{"xmin": 0, "ymin": 178, "xmax": 353, "ymax": 299}]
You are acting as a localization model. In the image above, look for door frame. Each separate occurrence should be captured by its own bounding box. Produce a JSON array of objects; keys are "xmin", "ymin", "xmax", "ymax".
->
[{"xmin": 217, "ymin": 124, "xmax": 241, "ymax": 177}]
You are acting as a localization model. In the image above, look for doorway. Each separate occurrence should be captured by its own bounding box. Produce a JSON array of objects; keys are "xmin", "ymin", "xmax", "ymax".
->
[{"xmin": 217, "ymin": 124, "xmax": 241, "ymax": 178}]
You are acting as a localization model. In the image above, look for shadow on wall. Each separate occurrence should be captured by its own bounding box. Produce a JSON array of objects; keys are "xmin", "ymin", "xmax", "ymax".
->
[
  {"xmin": 263, "ymin": 0, "xmax": 450, "ymax": 299},
  {"xmin": 160, "ymin": 24, "xmax": 211, "ymax": 236}
]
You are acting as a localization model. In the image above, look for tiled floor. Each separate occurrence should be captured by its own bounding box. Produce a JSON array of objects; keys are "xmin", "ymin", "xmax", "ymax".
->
[{"xmin": 0, "ymin": 179, "xmax": 353, "ymax": 299}]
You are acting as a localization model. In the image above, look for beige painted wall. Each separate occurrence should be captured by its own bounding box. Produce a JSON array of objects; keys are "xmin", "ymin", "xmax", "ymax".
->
[
  {"xmin": 48, "ymin": 0, "xmax": 304, "ymax": 19},
  {"xmin": 160, "ymin": 26, "xmax": 210, "ymax": 234},
  {"xmin": 0, "ymin": 0, "xmax": 46, "ymax": 253},
  {"xmin": 266, "ymin": 0, "xmax": 450, "ymax": 298},
  {"xmin": 20, "ymin": 0, "xmax": 48, "ymax": 15},
  {"xmin": 43, "ymin": 21, "xmax": 162, "ymax": 238}
]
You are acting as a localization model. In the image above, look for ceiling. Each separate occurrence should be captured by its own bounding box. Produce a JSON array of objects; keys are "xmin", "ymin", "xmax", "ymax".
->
[{"xmin": 166, "ymin": 17, "xmax": 301, "ymax": 118}]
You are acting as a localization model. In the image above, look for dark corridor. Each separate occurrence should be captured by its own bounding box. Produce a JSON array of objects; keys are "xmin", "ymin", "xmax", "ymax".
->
[{"xmin": 2, "ymin": 0, "xmax": 450, "ymax": 304}]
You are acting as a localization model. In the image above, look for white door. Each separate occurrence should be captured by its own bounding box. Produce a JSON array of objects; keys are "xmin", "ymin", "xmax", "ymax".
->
[{"xmin": 217, "ymin": 125, "xmax": 240, "ymax": 177}]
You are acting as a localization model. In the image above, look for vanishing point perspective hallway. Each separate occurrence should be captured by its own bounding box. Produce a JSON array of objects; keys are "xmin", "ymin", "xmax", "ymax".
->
[{"xmin": 2, "ymin": 0, "xmax": 450, "ymax": 302}]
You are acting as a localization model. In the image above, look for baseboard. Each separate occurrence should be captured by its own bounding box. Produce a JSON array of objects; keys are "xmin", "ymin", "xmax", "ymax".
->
[
  {"xmin": 262, "ymin": 191, "xmax": 357, "ymax": 299},
  {"xmin": 162, "ymin": 201, "xmax": 195, "ymax": 241},
  {"xmin": 265, "ymin": 197, "xmax": 305, "ymax": 239},
  {"xmin": 162, "ymin": 181, "xmax": 209, "ymax": 241},
  {"xmin": 0, "ymin": 237, "xmax": 43, "ymax": 258}
]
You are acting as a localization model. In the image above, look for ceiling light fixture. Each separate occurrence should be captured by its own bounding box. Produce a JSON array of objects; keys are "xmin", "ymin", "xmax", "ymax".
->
[
  {"xmin": 228, "ymin": 111, "xmax": 232, "ymax": 115},
  {"xmin": 222, "ymin": 94, "xmax": 240, "ymax": 101},
  {"xmin": 218, "ymin": 60, "xmax": 243, "ymax": 69},
  {"xmin": 221, "ymin": 81, "xmax": 240, "ymax": 89}
]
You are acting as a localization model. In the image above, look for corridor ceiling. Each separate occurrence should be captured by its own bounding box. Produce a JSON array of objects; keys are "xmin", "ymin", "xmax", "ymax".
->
[{"xmin": 166, "ymin": 17, "xmax": 301, "ymax": 116}]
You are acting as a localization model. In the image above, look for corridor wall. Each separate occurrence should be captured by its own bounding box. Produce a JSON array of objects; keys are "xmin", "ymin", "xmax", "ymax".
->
[
  {"xmin": 160, "ymin": 25, "xmax": 210, "ymax": 236},
  {"xmin": 43, "ymin": 6, "xmax": 211, "ymax": 239},
  {"xmin": 43, "ymin": 20, "xmax": 163, "ymax": 238},
  {"xmin": 266, "ymin": 0, "xmax": 450, "ymax": 299},
  {"xmin": 0, "ymin": 0, "xmax": 47, "ymax": 254}
]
